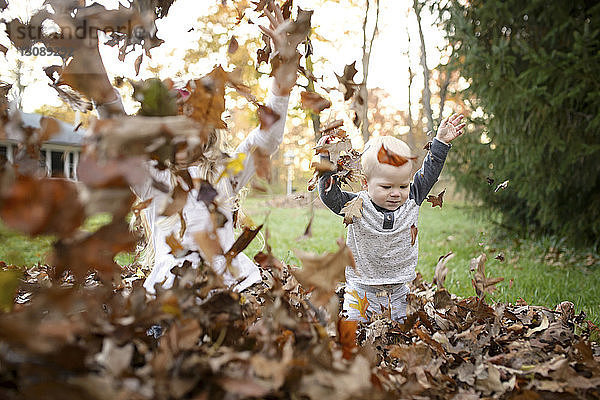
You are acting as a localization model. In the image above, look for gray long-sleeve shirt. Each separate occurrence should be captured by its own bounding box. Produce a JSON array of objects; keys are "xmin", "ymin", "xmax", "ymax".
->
[{"xmin": 319, "ymin": 137, "xmax": 451, "ymax": 285}]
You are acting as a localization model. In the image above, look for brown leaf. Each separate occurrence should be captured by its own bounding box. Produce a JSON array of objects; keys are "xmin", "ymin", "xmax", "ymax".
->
[
  {"xmin": 336, "ymin": 62, "xmax": 359, "ymax": 101},
  {"xmin": 0, "ymin": 44, "xmax": 7, "ymax": 56},
  {"xmin": 297, "ymin": 212, "xmax": 314, "ymax": 240},
  {"xmin": 410, "ymin": 224, "xmax": 418, "ymax": 246},
  {"xmin": 257, "ymin": 104, "xmax": 281, "ymax": 131},
  {"xmin": 433, "ymin": 251, "xmax": 454, "ymax": 288},
  {"xmin": 337, "ymin": 319, "xmax": 358, "ymax": 360},
  {"xmin": 314, "ymin": 136, "xmax": 351, "ymax": 165},
  {"xmin": 165, "ymin": 233, "xmax": 186, "ymax": 258},
  {"xmin": 252, "ymin": 147, "xmax": 271, "ymax": 182},
  {"xmin": 183, "ymin": 66, "xmax": 227, "ymax": 129},
  {"xmin": 310, "ymin": 157, "xmax": 336, "ymax": 173},
  {"xmin": 0, "ymin": 176, "xmax": 85, "ymax": 237},
  {"xmin": 300, "ymin": 91, "xmax": 331, "ymax": 113},
  {"xmin": 292, "ymin": 239, "xmax": 356, "ymax": 305},
  {"xmin": 423, "ymin": 141, "xmax": 432, "ymax": 151},
  {"xmin": 134, "ymin": 54, "xmax": 143, "ymax": 76},
  {"xmin": 340, "ymin": 197, "xmax": 363, "ymax": 226},
  {"xmin": 227, "ymin": 36, "xmax": 239, "ymax": 54},
  {"xmin": 161, "ymin": 185, "xmax": 188, "ymax": 217},
  {"xmin": 225, "ymin": 224, "xmax": 263, "ymax": 264},
  {"xmin": 377, "ymin": 144, "xmax": 417, "ymax": 167},
  {"xmin": 194, "ymin": 230, "xmax": 223, "ymax": 264},
  {"xmin": 319, "ymin": 119, "xmax": 344, "ymax": 134},
  {"xmin": 51, "ymin": 219, "xmax": 136, "ymax": 281},
  {"xmin": 470, "ymin": 254, "xmax": 504, "ymax": 299},
  {"xmin": 426, "ymin": 188, "xmax": 446, "ymax": 208}
]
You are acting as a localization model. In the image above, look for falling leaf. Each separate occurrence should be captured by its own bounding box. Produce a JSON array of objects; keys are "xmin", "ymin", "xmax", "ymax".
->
[
  {"xmin": 347, "ymin": 289, "xmax": 370, "ymax": 320},
  {"xmin": 183, "ymin": 66, "xmax": 228, "ymax": 129},
  {"xmin": 225, "ymin": 224, "xmax": 263, "ymax": 264},
  {"xmin": 340, "ymin": 197, "xmax": 363, "ymax": 226},
  {"xmin": 423, "ymin": 141, "xmax": 432, "ymax": 151},
  {"xmin": 297, "ymin": 212, "xmax": 314, "ymax": 240},
  {"xmin": 335, "ymin": 61, "xmax": 359, "ymax": 101},
  {"xmin": 410, "ymin": 224, "xmax": 418, "ymax": 246},
  {"xmin": 469, "ymin": 254, "xmax": 504, "ymax": 299},
  {"xmin": 257, "ymin": 104, "xmax": 281, "ymax": 130},
  {"xmin": 486, "ymin": 177, "xmax": 495, "ymax": 185},
  {"xmin": 494, "ymin": 253, "xmax": 505, "ymax": 262},
  {"xmin": 300, "ymin": 91, "xmax": 331, "ymax": 113},
  {"xmin": 134, "ymin": 54, "xmax": 143, "ymax": 76},
  {"xmin": 337, "ymin": 319, "xmax": 358, "ymax": 360},
  {"xmin": 165, "ymin": 233, "xmax": 186, "ymax": 258},
  {"xmin": 293, "ymin": 239, "xmax": 356, "ymax": 305},
  {"xmin": 314, "ymin": 135, "xmax": 351, "ymax": 165},
  {"xmin": 194, "ymin": 230, "xmax": 223, "ymax": 264},
  {"xmin": 377, "ymin": 144, "xmax": 417, "ymax": 167},
  {"xmin": 0, "ymin": 176, "xmax": 85, "ymax": 237},
  {"xmin": 320, "ymin": 119, "xmax": 344, "ymax": 134},
  {"xmin": 433, "ymin": 251, "xmax": 454, "ymax": 289},
  {"xmin": 196, "ymin": 180, "xmax": 218, "ymax": 205},
  {"xmin": 252, "ymin": 147, "xmax": 271, "ymax": 182},
  {"xmin": 228, "ymin": 36, "xmax": 239, "ymax": 54},
  {"xmin": 426, "ymin": 188, "xmax": 446, "ymax": 208},
  {"xmin": 310, "ymin": 157, "xmax": 336, "ymax": 173},
  {"xmin": 494, "ymin": 180, "xmax": 509, "ymax": 192}
]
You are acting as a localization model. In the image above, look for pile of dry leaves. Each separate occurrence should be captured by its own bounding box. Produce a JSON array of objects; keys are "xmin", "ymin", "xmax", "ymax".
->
[{"xmin": 1, "ymin": 245, "xmax": 599, "ymax": 399}]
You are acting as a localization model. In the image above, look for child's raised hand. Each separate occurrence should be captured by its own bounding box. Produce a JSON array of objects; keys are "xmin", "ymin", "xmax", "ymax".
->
[
  {"xmin": 258, "ymin": 4, "xmax": 302, "ymax": 96},
  {"xmin": 436, "ymin": 113, "xmax": 466, "ymax": 144}
]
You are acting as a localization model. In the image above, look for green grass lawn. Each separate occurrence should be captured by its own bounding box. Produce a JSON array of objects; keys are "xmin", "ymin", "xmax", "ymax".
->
[
  {"xmin": 239, "ymin": 195, "xmax": 600, "ymax": 324},
  {"xmin": 1, "ymin": 196, "xmax": 598, "ymax": 324}
]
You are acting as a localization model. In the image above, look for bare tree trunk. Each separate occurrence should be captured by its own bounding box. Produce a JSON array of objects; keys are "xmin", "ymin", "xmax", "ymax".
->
[
  {"xmin": 360, "ymin": 0, "xmax": 380, "ymax": 145},
  {"xmin": 438, "ymin": 69, "xmax": 451, "ymax": 122},
  {"xmin": 305, "ymin": 54, "xmax": 321, "ymax": 143},
  {"xmin": 404, "ymin": 16, "xmax": 415, "ymax": 150},
  {"xmin": 412, "ymin": 0, "xmax": 433, "ymax": 134}
]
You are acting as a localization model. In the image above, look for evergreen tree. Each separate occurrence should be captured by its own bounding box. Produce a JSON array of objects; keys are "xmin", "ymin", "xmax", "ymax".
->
[{"xmin": 440, "ymin": 0, "xmax": 600, "ymax": 247}]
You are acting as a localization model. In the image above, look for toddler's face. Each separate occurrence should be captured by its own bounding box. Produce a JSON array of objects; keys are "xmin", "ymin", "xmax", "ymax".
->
[{"xmin": 366, "ymin": 163, "xmax": 411, "ymax": 210}]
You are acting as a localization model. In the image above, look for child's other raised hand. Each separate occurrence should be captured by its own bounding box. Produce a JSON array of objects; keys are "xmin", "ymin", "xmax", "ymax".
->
[
  {"xmin": 258, "ymin": 4, "xmax": 302, "ymax": 96},
  {"xmin": 436, "ymin": 113, "xmax": 466, "ymax": 144}
]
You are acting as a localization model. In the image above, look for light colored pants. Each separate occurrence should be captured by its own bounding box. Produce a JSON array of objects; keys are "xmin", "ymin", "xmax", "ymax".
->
[{"xmin": 342, "ymin": 281, "xmax": 409, "ymax": 322}]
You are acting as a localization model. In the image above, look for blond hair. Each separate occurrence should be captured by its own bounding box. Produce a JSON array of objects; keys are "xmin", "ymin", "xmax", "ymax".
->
[{"xmin": 361, "ymin": 135, "xmax": 413, "ymax": 180}]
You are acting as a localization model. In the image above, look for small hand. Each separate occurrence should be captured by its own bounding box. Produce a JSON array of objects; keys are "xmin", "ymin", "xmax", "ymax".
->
[
  {"xmin": 436, "ymin": 113, "xmax": 466, "ymax": 144},
  {"xmin": 258, "ymin": 4, "xmax": 300, "ymax": 96}
]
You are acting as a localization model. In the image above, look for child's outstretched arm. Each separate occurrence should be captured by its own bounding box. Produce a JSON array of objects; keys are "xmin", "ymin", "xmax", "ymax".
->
[
  {"xmin": 230, "ymin": 4, "xmax": 300, "ymax": 193},
  {"xmin": 411, "ymin": 114, "xmax": 465, "ymax": 205}
]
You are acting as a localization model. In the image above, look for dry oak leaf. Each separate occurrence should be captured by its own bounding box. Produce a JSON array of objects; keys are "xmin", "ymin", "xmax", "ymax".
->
[
  {"xmin": 337, "ymin": 319, "xmax": 358, "ymax": 360},
  {"xmin": 314, "ymin": 136, "xmax": 351, "ymax": 165},
  {"xmin": 194, "ymin": 230, "xmax": 224, "ymax": 265},
  {"xmin": 292, "ymin": 239, "xmax": 356, "ymax": 305},
  {"xmin": 183, "ymin": 66, "xmax": 227, "ymax": 129},
  {"xmin": 300, "ymin": 91, "xmax": 331, "ymax": 113},
  {"xmin": 340, "ymin": 197, "xmax": 363, "ymax": 226},
  {"xmin": 377, "ymin": 144, "xmax": 417, "ymax": 167},
  {"xmin": 410, "ymin": 224, "xmax": 418, "ymax": 246},
  {"xmin": 426, "ymin": 188, "xmax": 446, "ymax": 208},
  {"xmin": 347, "ymin": 289, "xmax": 370, "ymax": 320},
  {"xmin": 225, "ymin": 224, "xmax": 263, "ymax": 265},
  {"xmin": 0, "ymin": 176, "xmax": 85, "ymax": 237},
  {"xmin": 433, "ymin": 251, "xmax": 455, "ymax": 289},
  {"xmin": 469, "ymin": 253, "xmax": 504, "ymax": 299}
]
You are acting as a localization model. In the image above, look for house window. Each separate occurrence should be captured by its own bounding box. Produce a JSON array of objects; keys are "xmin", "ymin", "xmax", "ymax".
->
[
  {"xmin": 0, "ymin": 145, "xmax": 6, "ymax": 160},
  {"xmin": 51, "ymin": 151, "xmax": 65, "ymax": 177}
]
